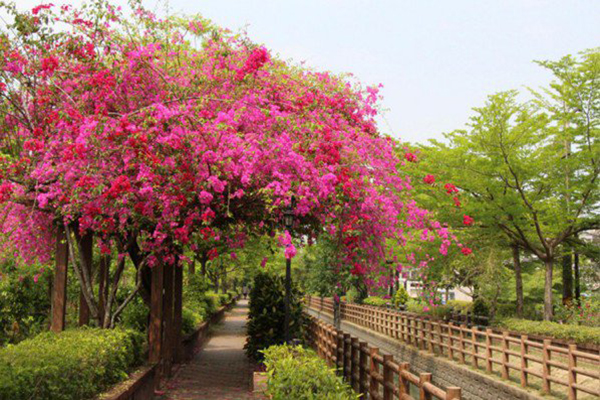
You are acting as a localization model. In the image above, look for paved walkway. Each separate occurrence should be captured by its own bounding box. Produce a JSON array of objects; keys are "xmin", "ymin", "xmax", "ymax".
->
[{"xmin": 159, "ymin": 300, "xmax": 258, "ymax": 400}]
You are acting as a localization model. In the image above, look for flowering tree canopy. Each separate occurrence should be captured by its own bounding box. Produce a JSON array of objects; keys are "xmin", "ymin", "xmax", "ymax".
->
[{"xmin": 0, "ymin": 2, "xmax": 462, "ymax": 320}]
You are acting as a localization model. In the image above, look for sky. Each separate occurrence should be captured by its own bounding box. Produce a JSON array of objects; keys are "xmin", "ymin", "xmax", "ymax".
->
[{"xmin": 6, "ymin": 0, "xmax": 600, "ymax": 143}]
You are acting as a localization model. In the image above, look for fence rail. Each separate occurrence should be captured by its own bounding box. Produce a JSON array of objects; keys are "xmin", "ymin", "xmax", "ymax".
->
[
  {"xmin": 306, "ymin": 296, "xmax": 600, "ymax": 400},
  {"xmin": 307, "ymin": 314, "xmax": 461, "ymax": 400}
]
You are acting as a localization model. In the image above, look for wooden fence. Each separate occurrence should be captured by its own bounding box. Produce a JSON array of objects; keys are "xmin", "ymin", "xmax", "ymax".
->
[
  {"xmin": 306, "ymin": 296, "xmax": 600, "ymax": 400},
  {"xmin": 307, "ymin": 315, "xmax": 462, "ymax": 400}
]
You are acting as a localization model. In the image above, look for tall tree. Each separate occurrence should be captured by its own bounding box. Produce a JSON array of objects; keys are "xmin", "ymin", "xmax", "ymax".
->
[{"xmin": 419, "ymin": 49, "xmax": 599, "ymax": 320}]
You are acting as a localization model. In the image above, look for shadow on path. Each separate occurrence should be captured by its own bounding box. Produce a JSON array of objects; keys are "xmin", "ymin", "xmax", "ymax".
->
[{"xmin": 158, "ymin": 300, "xmax": 258, "ymax": 400}]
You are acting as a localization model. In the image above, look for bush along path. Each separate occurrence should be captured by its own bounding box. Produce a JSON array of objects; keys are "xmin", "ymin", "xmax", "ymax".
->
[{"xmin": 157, "ymin": 299, "xmax": 258, "ymax": 400}]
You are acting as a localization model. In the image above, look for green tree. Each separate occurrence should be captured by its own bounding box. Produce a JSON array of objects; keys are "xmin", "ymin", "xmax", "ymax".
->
[{"xmin": 419, "ymin": 50, "xmax": 599, "ymax": 320}]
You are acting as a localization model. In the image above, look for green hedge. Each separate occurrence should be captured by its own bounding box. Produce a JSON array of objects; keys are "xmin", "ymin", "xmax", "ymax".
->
[
  {"xmin": 363, "ymin": 296, "xmax": 390, "ymax": 307},
  {"xmin": 263, "ymin": 345, "xmax": 359, "ymax": 400},
  {"xmin": 496, "ymin": 318, "xmax": 600, "ymax": 346},
  {"xmin": 0, "ymin": 327, "xmax": 144, "ymax": 400}
]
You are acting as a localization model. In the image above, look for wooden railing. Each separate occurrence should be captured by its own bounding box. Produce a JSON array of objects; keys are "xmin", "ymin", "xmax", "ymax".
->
[
  {"xmin": 307, "ymin": 315, "xmax": 462, "ymax": 400},
  {"xmin": 306, "ymin": 296, "xmax": 600, "ymax": 400}
]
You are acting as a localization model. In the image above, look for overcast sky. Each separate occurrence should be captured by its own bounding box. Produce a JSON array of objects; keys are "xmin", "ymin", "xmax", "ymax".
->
[{"xmin": 7, "ymin": 0, "xmax": 600, "ymax": 143}]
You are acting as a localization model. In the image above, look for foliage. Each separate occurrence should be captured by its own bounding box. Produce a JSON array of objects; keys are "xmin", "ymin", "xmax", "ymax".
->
[
  {"xmin": 552, "ymin": 298, "xmax": 600, "ymax": 327},
  {"xmin": 0, "ymin": 1, "xmax": 463, "ymax": 317},
  {"xmin": 0, "ymin": 263, "xmax": 50, "ymax": 345},
  {"xmin": 118, "ymin": 296, "xmax": 149, "ymax": 334},
  {"xmin": 262, "ymin": 344, "xmax": 359, "ymax": 400},
  {"xmin": 414, "ymin": 49, "xmax": 599, "ymax": 320},
  {"xmin": 0, "ymin": 327, "xmax": 143, "ymax": 400},
  {"xmin": 245, "ymin": 272, "xmax": 306, "ymax": 361},
  {"xmin": 392, "ymin": 286, "xmax": 409, "ymax": 307},
  {"xmin": 496, "ymin": 318, "xmax": 600, "ymax": 346},
  {"xmin": 363, "ymin": 296, "xmax": 390, "ymax": 307}
]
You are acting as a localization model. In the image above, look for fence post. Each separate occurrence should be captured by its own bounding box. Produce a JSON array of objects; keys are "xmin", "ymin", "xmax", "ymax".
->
[
  {"xmin": 501, "ymin": 331, "xmax": 509, "ymax": 379},
  {"xmin": 383, "ymin": 354, "xmax": 393, "ymax": 400},
  {"xmin": 458, "ymin": 326, "xmax": 465, "ymax": 364},
  {"xmin": 471, "ymin": 327, "xmax": 478, "ymax": 368},
  {"xmin": 336, "ymin": 329, "xmax": 344, "ymax": 372},
  {"xmin": 542, "ymin": 339, "xmax": 551, "ymax": 394},
  {"xmin": 567, "ymin": 344, "xmax": 577, "ymax": 400},
  {"xmin": 427, "ymin": 320, "xmax": 434, "ymax": 353},
  {"xmin": 520, "ymin": 334, "xmax": 528, "ymax": 387},
  {"xmin": 448, "ymin": 322, "xmax": 454, "ymax": 360},
  {"xmin": 485, "ymin": 328, "xmax": 493, "ymax": 373},
  {"xmin": 420, "ymin": 318, "xmax": 426, "ymax": 350},
  {"xmin": 370, "ymin": 347, "xmax": 380, "ymax": 398},
  {"xmin": 351, "ymin": 337, "xmax": 359, "ymax": 391},
  {"xmin": 343, "ymin": 333, "xmax": 351, "ymax": 380},
  {"xmin": 446, "ymin": 387, "xmax": 462, "ymax": 400},
  {"xmin": 436, "ymin": 321, "xmax": 443, "ymax": 355},
  {"xmin": 398, "ymin": 362, "xmax": 410, "ymax": 396},
  {"xmin": 419, "ymin": 372, "xmax": 433, "ymax": 400},
  {"xmin": 359, "ymin": 341, "xmax": 369, "ymax": 398}
]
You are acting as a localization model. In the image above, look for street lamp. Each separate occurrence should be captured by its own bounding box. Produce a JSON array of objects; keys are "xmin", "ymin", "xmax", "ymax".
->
[{"xmin": 283, "ymin": 196, "xmax": 296, "ymax": 343}]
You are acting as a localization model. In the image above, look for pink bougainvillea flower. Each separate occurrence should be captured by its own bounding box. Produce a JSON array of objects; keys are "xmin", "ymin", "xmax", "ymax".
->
[
  {"xmin": 463, "ymin": 215, "xmax": 474, "ymax": 225},
  {"xmin": 444, "ymin": 183, "xmax": 458, "ymax": 194},
  {"xmin": 461, "ymin": 247, "xmax": 472, "ymax": 255},
  {"xmin": 423, "ymin": 174, "xmax": 435, "ymax": 184}
]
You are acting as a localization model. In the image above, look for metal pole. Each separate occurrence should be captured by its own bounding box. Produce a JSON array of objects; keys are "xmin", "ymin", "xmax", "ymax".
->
[{"xmin": 284, "ymin": 257, "xmax": 292, "ymax": 343}]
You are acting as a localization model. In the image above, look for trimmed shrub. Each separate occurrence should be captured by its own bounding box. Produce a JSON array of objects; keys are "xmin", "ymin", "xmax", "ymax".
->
[
  {"xmin": 496, "ymin": 318, "xmax": 600, "ymax": 346},
  {"xmin": 447, "ymin": 300, "xmax": 472, "ymax": 314},
  {"xmin": 0, "ymin": 327, "xmax": 144, "ymax": 400},
  {"xmin": 363, "ymin": 296, "xmax": 389, "ymax": 307},
  {"xmin": 263, "ymin": 344, "xmax": 359, "ymax": 400},
  {"xmin": 392, "ymin": 286, "xmax": 409, "ymax": 308},
  {"xmin": 245, "ymin": 272, "xmax": 306, "ymax": 361}
]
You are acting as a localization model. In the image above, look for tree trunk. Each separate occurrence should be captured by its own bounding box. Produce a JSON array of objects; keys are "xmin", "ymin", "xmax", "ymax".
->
[
  {"xmin": 512, "ymin": 245, "xmax": 524, "ymax": 318},
  {"xmin": 200, "ymin": 253, "xmax": 208, "ymax": 276},
  {"xmin": 543, "ymin": 259, "xmax": 554, "ymax": 321},
  {"xmin": 574, "ymin": 252, "xmax": 581, "ymax": 304},
  {"xmin": 561, "ymin": 251, "xmax": 573, "ymax": 305}
]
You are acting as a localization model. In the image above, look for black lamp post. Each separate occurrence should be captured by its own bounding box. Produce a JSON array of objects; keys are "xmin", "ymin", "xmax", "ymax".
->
[{"xmin": 283, "ymin": 196, "xmax": 296, "ymax": 343}]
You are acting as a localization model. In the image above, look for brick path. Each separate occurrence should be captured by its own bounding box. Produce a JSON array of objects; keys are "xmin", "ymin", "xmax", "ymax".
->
[{"xmin": 159, "ymin": 300, "xmax": 258, "ymax": 400}]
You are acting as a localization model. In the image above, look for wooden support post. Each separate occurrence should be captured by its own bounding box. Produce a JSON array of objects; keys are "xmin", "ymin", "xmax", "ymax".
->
[
  {"xmin": 458, "ymin": 326, "xmax": 465, "ymax": 364},
  {"xmin": 337, "ymin": 330, "xmax": 344, "ymax": 371},
  {"xmin": 520, "ymin": 335, "xmax": 528, "ymax": 387},
  {"xmin": 419, "ymin": 372, "xmax": 432, "ymax": 400},
  {"xmin": 149, "ymin": 265, "xmax": 164, "ymax": 365},
  {"xmin": 382, "ymin": 354, "xmax": 393, "ymax": 400},
  {"xmin": 359, "ymin": 342, "xmax": 368, "ymax": 397},
  {"xmin": 369, "ymin": 347, "xmax": 380, "ymax": 398},
  {"xmin": 343, "ymin": 333, "xmax": 351, "ymax": 380},
  {"xmin": 427, "ymin": 320, "xmax": 434, "ymax": 353},
  {"xmin": 173, "ymin": 264, "xmax": 183, "ymax": 363},
  {"xmin": 567, "ymin": 344, "xmax": 577, "ymax": 400},
  {"xmin": 501, "ymin": 331, "xmax": 509, "ymax": 379},
  {"xmin": 51, "ymin": 226, "xmax": 69, "ymax": 332},
  {"xmin": 162, "ymin": 262, "xmax": 175, "ymax": 377},
  {"xmin": 446, "ymin": 387, "xmax": 462, "ymax": 400},
  {"xmin": 542, "ymin": 339, "xmax": 551, "ymax": 394},
  {"xmin": 485, "ymin": 328, "xmax": 493, "ymax": 373},
  {"xmin": 398, "ymin": 362, "xmax": 410, "ymax": 396},
  {"xmin": 471, "ymin": 327, "xmax": 478, "ymax": 368},
  {"xmin": 78, "ymin": 233, "xmax": 93, "ymax": 326},
  {"xmin": 448, "ymin": 323, "xmax": 454, "ymax": 360},
  {"xmin": 351, "ymin": 337, "xmax": 359, "ymax": 391}
]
